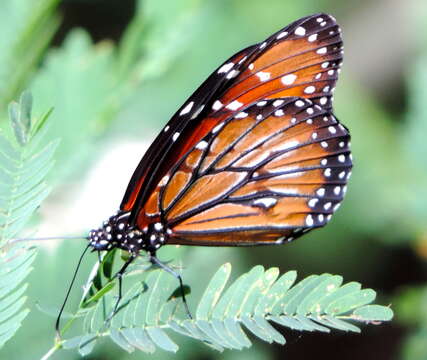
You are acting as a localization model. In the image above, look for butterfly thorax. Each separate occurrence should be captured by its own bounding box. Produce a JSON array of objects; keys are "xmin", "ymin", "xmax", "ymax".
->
[{"xmin": 88, "ymin": 211, "xmax": 169, "ymax": 254}]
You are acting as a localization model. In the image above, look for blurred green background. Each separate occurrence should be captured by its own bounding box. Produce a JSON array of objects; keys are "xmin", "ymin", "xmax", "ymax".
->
[{"xmin": 1, "ymin": 0, "xmax": 427, "ymax": 359}]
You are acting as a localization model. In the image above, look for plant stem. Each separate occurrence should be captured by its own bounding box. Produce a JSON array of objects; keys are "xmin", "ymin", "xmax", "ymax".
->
[{"xmin": 40, "ymin": 342, "xmax": 61, "ymax": 360}]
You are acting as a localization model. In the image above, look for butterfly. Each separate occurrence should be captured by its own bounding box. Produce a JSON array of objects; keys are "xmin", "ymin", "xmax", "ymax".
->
[{"xmin": 57, "ymin": 13, "xmax": 351, "ymax": 332}]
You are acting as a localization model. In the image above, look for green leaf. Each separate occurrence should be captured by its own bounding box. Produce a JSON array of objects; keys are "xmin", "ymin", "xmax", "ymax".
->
[{"xmin": 59, "ymin": 263, "xmax": 392, "ymax": 355}]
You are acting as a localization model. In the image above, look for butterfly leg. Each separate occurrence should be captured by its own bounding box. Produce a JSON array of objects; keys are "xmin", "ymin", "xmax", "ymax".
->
[
  {"xmin": 105, "ymin": 255, "xmax": 136, "ymax": 324},
  {"xmin": 149, "ymin": 253, "xmax": 193, "ymax": 319}
]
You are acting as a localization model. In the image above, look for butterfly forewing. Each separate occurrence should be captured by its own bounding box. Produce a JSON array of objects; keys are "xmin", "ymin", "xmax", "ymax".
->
[{"xmin": 121, "ymin": 13, "xmax": 344, "ymax": 229}]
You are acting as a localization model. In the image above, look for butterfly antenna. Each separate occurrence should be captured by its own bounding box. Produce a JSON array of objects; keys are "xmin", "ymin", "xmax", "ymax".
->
[
  {"xmin": 55, "ymin": 244, "xmax": 91, "ymax": 340},
  {"xmin": 10, "ymin": 235, "xmax": 86, "ymax": 244}
]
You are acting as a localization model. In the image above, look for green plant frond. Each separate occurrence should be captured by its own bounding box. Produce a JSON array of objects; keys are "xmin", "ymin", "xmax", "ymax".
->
[
  {"xmin": 62, "ymin": 263, "xmax": 393, "ymax": 356},
  {"xmin": 0, "ymin": 91, "xmax": 57, "ymax": 349}
]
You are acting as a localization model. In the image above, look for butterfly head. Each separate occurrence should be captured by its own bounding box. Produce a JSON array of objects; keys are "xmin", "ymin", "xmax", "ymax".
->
[{"xmin": 88, "ymin": 211, "xmax": 169, "ymax": 254}]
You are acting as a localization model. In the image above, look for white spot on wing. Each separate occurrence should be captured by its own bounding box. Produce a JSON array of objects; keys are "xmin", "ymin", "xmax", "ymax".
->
[
  {"xmin": 254, "ymin": 197, "xmax": 277, "ymax": 208},
  {"xmin": 273, "ymin": 99, "xmax": 284, "ymax": 107},
  {"xmin": 218, "ymin": 62, "xmax": 234, "ymax": 73},
  {"xmin": 235, "ymin": 111, "xmax": 248, "ymax": 119},
  {"xmin": 316, "ymin": 47, "xmax": 327, "ymax": 55},
  {"xmin": 196, "ymin": 141, "xmax": 208, "ymax": 150},
  {"xmin": 212, "ymin": 100, "xmax": 223, "ymax": 111},
  {"xmin": 308, "ymin": 34, "xmax": 318, "ymax": 42},
  {"xmin": 179, "ymin": 101, "xmax": 194, "ymax": 116},
  {"xmin": 226, "ymin": 100, "xmax": 243, "ymax": 110},
  {"xmin": 281, "ymin": 73, "xmax": 297, "ymax": 85},
  {"xmin": 226, "ymin": 69, "xmax": 240, "ymax": 79},
  {"xmin": 277, "ymin": 31, "xmax": 288, "ymax": 39},
  {"xmin": 172, "ymin": 132, "xmax": 180, "ymax": 141},
  {"xmin": 304, "ymin": 86, "xmax": 316, "ymax": 94},
  {"xmin": 256, "ymin": 71, "xmax": 271, "ymax": 81},
  {"xmin": 305, "ymin": 214, "xmax": 314, "ymax": 226},
  {"xmin": 295, "ymin": 26, "xmax": 306, "ymax": 36}
]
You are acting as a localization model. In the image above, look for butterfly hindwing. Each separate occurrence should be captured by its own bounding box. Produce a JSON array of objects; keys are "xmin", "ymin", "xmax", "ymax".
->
[{"xmin": 147, "ymin": 97, "xmax": 352, "ymax": 245}]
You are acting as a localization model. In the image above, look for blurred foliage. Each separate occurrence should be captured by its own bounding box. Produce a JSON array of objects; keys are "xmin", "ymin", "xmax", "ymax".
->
[
  {"xmin": 0, "ymin": 0, "xmax": 425, "ymax": 359},
  {"xmin": 0, "ymin": 91, "xmax": 56, "ymax": 349}
]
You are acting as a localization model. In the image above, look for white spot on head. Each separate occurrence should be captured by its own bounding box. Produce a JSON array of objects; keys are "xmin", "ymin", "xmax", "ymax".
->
[
  {"xmin": 316, "ymin": 47, "xmax": 327, "ymax": 55},
  {"xmin": 179, "ymin": 101, "xmax": 194, "ymax": 116},
  {"xmin": 235, "ymin": 111, "xmax": 248, "ymax": 119},
  {"xmin": 305, "ymin": 214, "xmax": 314, "ymax": 226},
  {"xmin": 273, "ymin": 99, "xmax": 285, "ymax": 107},
  {"xmin": 172, "ymin": 132, "xmax": 180, "ymax": 141},
  {"xmin": 304, "ymin": 86, "xmax": 316, "ymax": 94},
  {"xmin": 150, "ymin": 234, "xmax": 156, "ymax": 241},
  {"xmin": 256, "ymin": 71, "xmax": 270, "ymax": 82},
  {"xmin": 226, "ymin": 100, "xmax": 243, "ymax": 111},
  {"xmin": 274, "ymin": 109, "xmax": 284, "ymax": 116},
  {"xmin": 281, "ymin": 73, "xmax": 297, "ymax": 85},
  {"xmin": 295, "ymin": 100, "xmax": 305, "ymax": 107},
  {"xmin": 196, "ymin": 140, "xmax": 208, "ymax": 150},
  {"xmin": 334, "ymin": 186, "xmax": 341, "ymax": 195},
  {"xmin": 218, "ymin": 62, "xmax": 234, "ymax": 73},
  {"xmin": 324, "ymin": 168, "xmax": 332, "ymax": 177},
  {"xmin": 277, "ymin": 31, "xmax": 288, "ymax": 39},
  {"xmin": 154, "ymin": 222, "xmax": 163, "ymax": 231},
  {"xmin": 212, "ymin": 100, "xmax": 223, "ymax": 111},
  {"xmin": 295, "ymin": 26, "xmax": 306, "ymax": 36},
  {"xmin": 320, "ymin": 97, "xmax": 327, "ymax": 105},
  {"xmin": 308, "ymin": 34, "xmax": 318, "ymax": 42}
]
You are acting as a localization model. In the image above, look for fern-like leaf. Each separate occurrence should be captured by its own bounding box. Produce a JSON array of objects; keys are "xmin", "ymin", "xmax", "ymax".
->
[
  {"xmin": 0, "ymin": 91, "xmax": 57, "ymax": 348},
  {"xmin": 62, "ymin": 263, "xmax": 393, "ymax": 355}
]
